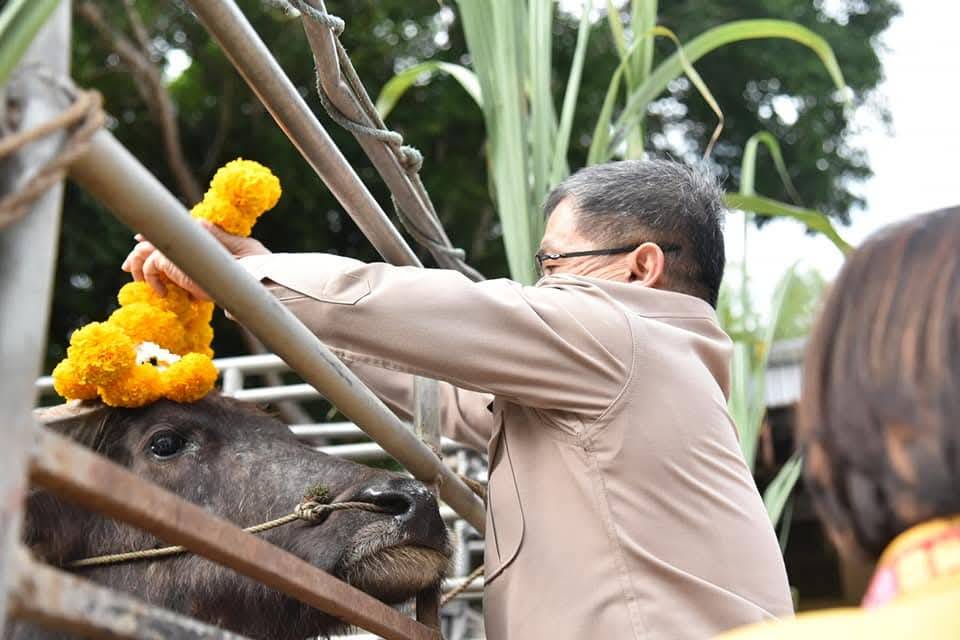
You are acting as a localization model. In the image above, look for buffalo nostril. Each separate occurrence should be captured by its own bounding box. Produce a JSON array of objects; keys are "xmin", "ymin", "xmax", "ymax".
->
[{"xmin": 353, "ymin": 478, "xmax": 439, "ymax": 523}]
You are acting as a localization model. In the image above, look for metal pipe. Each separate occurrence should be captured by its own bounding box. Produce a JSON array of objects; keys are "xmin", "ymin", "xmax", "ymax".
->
[
  {"xmin": 300, "ymin": 1, "xmax": 461, "ymax": 272},
  {"xmin": 66, "ymin": 130, "xmax": 486, "ymax": 534},
  {"xmin": 30, "ymin": 430, "xmax": 438, "ymax": 640},
  {"xmin": 318, "ymin": 438, "xmax": 459, "ymax": 462},
  {"xmin": 233, "ymin": 383, "xmax": 319, "ymax": 404},
  {"xmin": 0, "ymin": 4, "xmax": 70, "ymax": 632},
  {"xmin": 10, "ymin": 545, "xmax": 252, "ymax": 639},
  {"xmin": 182, "ymin": 0, "xmax": 420, "ymax": 268}
]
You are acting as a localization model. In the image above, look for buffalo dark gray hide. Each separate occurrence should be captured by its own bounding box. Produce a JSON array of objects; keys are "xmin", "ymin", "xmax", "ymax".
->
[{"xmin": 10, "ymin": 394, "xmax": 450, "ymax": 639}]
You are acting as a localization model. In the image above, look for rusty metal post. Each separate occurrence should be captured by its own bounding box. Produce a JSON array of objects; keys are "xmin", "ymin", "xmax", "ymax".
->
[
  {"xmin": 414, "ymin": 377, "xmax": 442, "ymax": 629},
  {"xmin": 66, "ymin": 129, "xmax": 487, "ymax": 534},
  {"xmin": 0, "ymin": 2, "xmax": 69, "ymax": 633},
  {"xmin": 9, "ymin": 545, "xmax": 252, "ymax": 639}
]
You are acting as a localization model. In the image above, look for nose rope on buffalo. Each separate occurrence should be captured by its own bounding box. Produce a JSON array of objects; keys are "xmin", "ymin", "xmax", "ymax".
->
[{"xmin": 66, "ymin": 499, "xmax": 388, "ymax": 570}]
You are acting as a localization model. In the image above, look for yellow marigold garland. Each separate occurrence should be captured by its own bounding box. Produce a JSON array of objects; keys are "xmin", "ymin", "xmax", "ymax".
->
[{"xmin": 52, "ymin": 158, "xmax": 281, "ymax": 407}]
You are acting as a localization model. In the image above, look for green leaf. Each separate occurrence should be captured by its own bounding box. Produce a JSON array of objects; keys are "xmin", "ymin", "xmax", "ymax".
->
[
  {"xmin": 375, "ymin": 61, "xmax": 483, "ymax": 120},
  {"xmin": 605, "ymin": 0, "xmax": 633, "ymax": 86},
  {"xmin": 0, "ymin": 0, "xmax": 60, "ymax": 88},
  {"xmin": 725, "ymin": 193, "xmax": 853, "ymax": 255},
  {"xmin": 529, "ymin": 0, "xmax": 557, "ymax": 213},
  {"xmin": 651, "ymin": 26, "xmax": 724, "ymax": 159},
  {"xmin": 764, "ymin": 453, "xmax": 803, "ymax": 526},
  {"xmin": 588, "ymin": 36, "xmax": 645, "ymax": 165},
  {"xmin": 741, "ymin": 131, "xmax": 802, "ymax": 203},
  {"xmin": 550, "ymin": 0, "xmax": 592, "ymax": 184},
  {"xmin": 606, "ymin": 19, "xmax": 848, "ymax": 162},
  {"xmin": 728, "ymin": 342, "xmax": 754, "ymax": 464}
]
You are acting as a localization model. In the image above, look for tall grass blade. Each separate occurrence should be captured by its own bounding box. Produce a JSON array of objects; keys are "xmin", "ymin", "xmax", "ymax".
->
[
  {"xmin": 376, "ymin": 61, "xmax": 483, "ymax": 119},
  {"xmin": 602, "ymin": 19, "xmax": 848, "ymax": 163},
  {"xmin": 764, "ymin": 453, "xmax": 803, "ymax": 526},
  {"xmin": 651, "ymin": 26, "xmax": 724, "ymax": 159},
  {"xmin": 0, "ymin": 0, "xmax": 60, "ymax": 88},
  {"xmin": 741, "ymin": 131, "xmax": 802, "ymax": 203},
  {"xmin": 551, "ymin": 0, "xmax": 592, "ymax": 183},
  {"xmin": 725, "ymin": 193, "xmax": 852, "ymax": 255}
]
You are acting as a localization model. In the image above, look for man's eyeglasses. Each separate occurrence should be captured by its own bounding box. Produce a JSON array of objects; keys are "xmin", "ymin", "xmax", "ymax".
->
[{"xmin": 535, "ymin": 243, "xmax": 681, "ymax": 277}]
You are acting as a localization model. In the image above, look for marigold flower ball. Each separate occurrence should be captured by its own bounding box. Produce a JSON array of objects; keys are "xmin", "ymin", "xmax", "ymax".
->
[
  {"xmin": 209, "ymin": 158, "xmax": 281, "ymax": 223},
  {"xmin": 109, "ymin": 303, "xmax": 185, "ymax": 354},
  {"xmin": 99, "ymin": 364, "xmax": 163, "ymax": 408},
  {"xmin": 191, "ymin": 190, "xmax": 252, "ymax": 237},
  {"xmin": 66, "ymin": 322, "xmax": 136, "ymax": 386},
  {"xmin": 161, "ymin": 354, "xmax": 218, "ymax": 403},
  {"xmin": 117, "ymin": 281, "xmax": 193, "ymax": 318},
  {"xmin": 51, "ymin": 359, "xmax": 98, "ymax": 401}
]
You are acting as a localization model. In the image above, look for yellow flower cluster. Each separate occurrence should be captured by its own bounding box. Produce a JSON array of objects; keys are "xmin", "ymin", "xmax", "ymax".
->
[
  {"xmin": 191, "ymin": 159, "xmax": 281, "ymax": 237},
  {"xmin": 52, "ymin": 158, "xmax": 281, "ymax": 408}
]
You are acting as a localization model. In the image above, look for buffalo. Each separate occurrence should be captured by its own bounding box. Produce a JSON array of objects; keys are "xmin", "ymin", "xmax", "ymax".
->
[{"xmin": 10, "ymin": 394, "xmax": 451, "ymax": 639}]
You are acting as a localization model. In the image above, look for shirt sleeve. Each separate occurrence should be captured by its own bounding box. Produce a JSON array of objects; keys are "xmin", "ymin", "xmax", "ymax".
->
[
  {"xmin": 330, "ymin": 351, "xmax": 494, "ymax": 452},
  {"xmin": 237, "ymin": 253, "xmax": 632, "ymax": 419}
]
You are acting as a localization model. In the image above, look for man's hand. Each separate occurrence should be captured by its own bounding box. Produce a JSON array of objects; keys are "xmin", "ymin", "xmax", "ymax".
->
[{"xmin": 121, "ymin": 219, "xmax": 270, "ymax": 301}]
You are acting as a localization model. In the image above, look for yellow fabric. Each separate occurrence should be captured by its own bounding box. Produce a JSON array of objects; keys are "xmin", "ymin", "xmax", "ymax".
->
[
  {"xmin": 719, "ymin": 575, "xmax": 960, "ymax": 639},
  {"xmin": 719, "ymin": 518, "xmax": 960, "ymax": 639}
]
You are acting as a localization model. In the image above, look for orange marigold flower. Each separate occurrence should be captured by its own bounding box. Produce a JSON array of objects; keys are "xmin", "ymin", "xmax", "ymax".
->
[
  {"xmin": 109, "ymin": 303, "xmax": 186, "ymax": 354},
  {"xmin": 209, "ymin": 158, "xmax": 281, "ymax": 223},
  {"xmin": 66, "ymin": 322, "xmax": 136, "ymax": 386},
  {"xmin": 184, "ymin": 321, "xmax": 214, "ymax": 358},
  {"xmin": 51, "ymin": 359, "xmax": 98, "ymax": 401},
  {"xmin": 118, "ymin": 281, "xmax": 193, "ymax": 318},
  {"xmin": 161, "ymin": 353, "xmax": 218, "ymax": 403},
  {"xmin": 99, "ymin": 364, "xmax": 163, "ymax": 408},
  {"xmin": 191, "ymin": 189, "xmax": 254, "ymax": 237}
]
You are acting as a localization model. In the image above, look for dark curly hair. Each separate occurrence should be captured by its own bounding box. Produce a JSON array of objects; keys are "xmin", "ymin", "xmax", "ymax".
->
[{"xmin": 798, "ymin": 206, "xmax": 960, "ymax": 560}]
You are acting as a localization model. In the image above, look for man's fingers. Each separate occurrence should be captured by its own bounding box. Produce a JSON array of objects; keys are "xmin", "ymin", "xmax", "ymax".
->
[
  {"xmin": 142, "ymin": 253, "xmax": 169, "ymax": 297},
  {"xmin": 124, "ymin": 241, "xmax": 156, "ymax": 283}
]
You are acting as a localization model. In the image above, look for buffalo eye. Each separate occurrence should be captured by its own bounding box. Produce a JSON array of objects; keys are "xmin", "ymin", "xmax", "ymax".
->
[{"xmin": 148, "ymin": 431, "xmax": 186, "ymax": 459}]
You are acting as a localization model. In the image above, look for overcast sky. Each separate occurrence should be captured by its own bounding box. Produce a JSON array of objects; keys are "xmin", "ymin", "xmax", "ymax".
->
[{"xmin": 724, "ymin": 1, "xmax": 960, "ymax": 307}]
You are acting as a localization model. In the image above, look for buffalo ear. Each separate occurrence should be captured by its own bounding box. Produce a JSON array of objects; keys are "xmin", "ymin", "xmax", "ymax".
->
[{"xmin": 33, "ymin": 399, "xmax": 107, "ymax": 425}]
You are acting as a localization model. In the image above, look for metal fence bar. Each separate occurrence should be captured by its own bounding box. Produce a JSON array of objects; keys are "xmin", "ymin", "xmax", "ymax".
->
[
  {"xmin": 414, "ymin": 377, "xmax": 443, "ymax": 627},
  {"xmin": 0, "ymin": 3, "xmax": 70, "ymax": 633},
  {"xmin": 182, "ymin": 0, "xmax": 419, "ymax": 269},
  {"xmin": 30, "ymin": 428, "xmax": 439, "ymax": 640},
  {"xmin": 9, "ymin": 544, "xmax": 252, "ymax": 639},
  {"xmin": 66, "ymin": 129, "xmax": 486, "ymax": 534}
]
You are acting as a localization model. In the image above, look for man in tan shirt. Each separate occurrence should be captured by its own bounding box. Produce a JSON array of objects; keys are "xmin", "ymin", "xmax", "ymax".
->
[{"xmin": 125, "ymin": 160, "xmax": 793, "ymax": 638}]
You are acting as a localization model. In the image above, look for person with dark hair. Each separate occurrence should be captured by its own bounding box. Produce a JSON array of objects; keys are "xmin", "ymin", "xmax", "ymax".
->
[
  {"xmin": 123, "ymin": 159, "xmax": 793, "ymax": 638},
  {"xmin": 721, "ymin": 206, "xmax": 960, "ymax": 639}
]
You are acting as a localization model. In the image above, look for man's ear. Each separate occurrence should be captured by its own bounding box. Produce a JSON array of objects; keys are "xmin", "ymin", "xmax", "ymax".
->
[{"xmin": 627, "ymin": 242, "xmax": 665, "ymax": 287}]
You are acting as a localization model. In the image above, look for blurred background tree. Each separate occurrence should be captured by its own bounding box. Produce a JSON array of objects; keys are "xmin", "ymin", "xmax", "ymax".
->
[{"xmin": 51, "ymin": 0, "xmax": 897, "ymax": 369}]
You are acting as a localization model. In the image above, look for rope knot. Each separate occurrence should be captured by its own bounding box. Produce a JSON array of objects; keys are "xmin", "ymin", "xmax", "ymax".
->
[
  {"xmin": 294, "ymin": 0, "xmax": 345, "ymax": 35},
  {"xmin": 398, "ymin": 145, "xmax": 424, "ymax": 172},
  {"xmin": 295, "ymin": 500, "xmax": 325, "ymax": 522}
]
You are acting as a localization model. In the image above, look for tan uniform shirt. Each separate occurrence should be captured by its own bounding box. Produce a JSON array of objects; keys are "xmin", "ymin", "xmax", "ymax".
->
[{"xmin": 239, "ymin": 254, "xmax": 794, "ymax": 639}]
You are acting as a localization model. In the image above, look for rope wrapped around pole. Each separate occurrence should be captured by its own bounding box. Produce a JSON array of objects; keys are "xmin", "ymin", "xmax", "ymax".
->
[{"xmin": 0, "ymin": 88, "xmax": 104, "ymax": 230}]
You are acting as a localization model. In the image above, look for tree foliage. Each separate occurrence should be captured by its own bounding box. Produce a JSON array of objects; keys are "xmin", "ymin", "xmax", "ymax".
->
[{"xmin": 49, "ymin": 0, "xmax": 897, "ymax": 368}]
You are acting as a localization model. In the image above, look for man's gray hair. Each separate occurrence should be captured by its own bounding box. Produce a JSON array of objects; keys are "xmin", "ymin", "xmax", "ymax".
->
[{"xmin": 543, "ymin": 160, "xmax": 726, "ymax": 307}]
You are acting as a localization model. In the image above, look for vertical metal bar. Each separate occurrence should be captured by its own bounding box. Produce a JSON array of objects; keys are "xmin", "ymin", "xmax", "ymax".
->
[
  {"xmin": 0, "ymin": 2, "xmax": 69, "ymax": 632},
  {"xmin": 413, "ymin": 377, "xmax": 442, "ymax": 629},
  {"xmin": 183, "ymin": 0, "xmax": 421, "ymax": 268}
]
